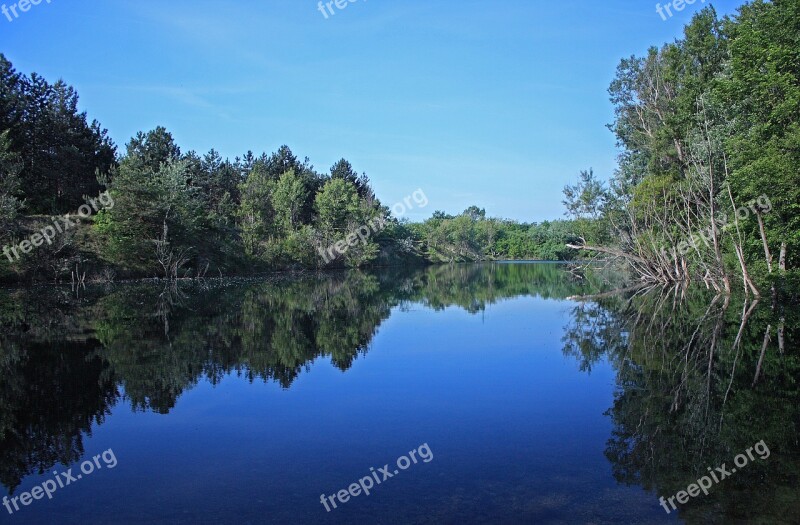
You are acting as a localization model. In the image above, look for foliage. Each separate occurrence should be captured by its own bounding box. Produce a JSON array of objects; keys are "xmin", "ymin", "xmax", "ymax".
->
[
  {"xmin": 414, "ymin": 208, "xmax": 579, "ymax": 262},
  {"xmin": 0, "ymin": 129, "xmax": 22, "ymax": 280},
  {"xmin": 0, "ymin": 54, "xmax": 116, "ymax": 214},
  {"xmin": 98, "ymin": 153, "xmax": 204, "ymax": 275},
  {"xmin": 565, "ymin": 1, "xmax": 800, "ymax": 293}
]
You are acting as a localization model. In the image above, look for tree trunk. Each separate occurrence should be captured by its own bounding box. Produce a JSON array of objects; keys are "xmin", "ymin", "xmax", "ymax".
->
[
  {"xmin": 565, "ymin": 243, "xmax": 650, "ymax": 266},
  {"xmin": 733, "ymin": 244, "xmax": 760, "ymax": 297},
  {"xmin": 707, "ymin": 181, "xmax": 729, "ymax": 292},
  {"xmin": 779, "ymin": 242, "xmax": 787, "ymax": 272},
  {"xmin": 756, "ymin": 211, "xmax": 772, "ymax": 273},
  {"xmin": 752, "ymin": 325, "xmax": 771, "ymax": 387}
]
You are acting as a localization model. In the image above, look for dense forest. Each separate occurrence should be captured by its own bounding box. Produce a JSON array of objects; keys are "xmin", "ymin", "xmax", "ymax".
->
[
  {"xmin": 0, "ymin": 54, "xmax": 578, "ymax": 284},
  {"xmin": 564, "ymin": 1, "xmax": 799, "ymax": 296},
  {"xmin": 2, "ymin": 0, "xmax": 798, "ymax": 290}
]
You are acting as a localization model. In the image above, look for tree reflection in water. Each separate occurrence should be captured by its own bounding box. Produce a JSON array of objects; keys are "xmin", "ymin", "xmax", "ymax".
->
[
  {"xmin": 563, "ymin": 285, "xmax": 799, "ymax": 523},
  {"xmin": 0, "ymin": 263, "xmax": 589, "ymax": 493},
  {"xmin": 1, "ymin": 263, "xmax": 797, "ymax": 523}
]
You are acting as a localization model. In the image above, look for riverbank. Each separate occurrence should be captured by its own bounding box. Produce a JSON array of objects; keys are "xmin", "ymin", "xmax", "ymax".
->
[{"xmin": 0, "ymin": 208, "xmax": 583, "ymax": 285}]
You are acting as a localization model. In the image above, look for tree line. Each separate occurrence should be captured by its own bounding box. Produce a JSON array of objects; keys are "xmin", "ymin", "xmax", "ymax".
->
[
  {"xmin": 3, "ymin": 1, "xmax": 798, "ymax": 291},
  {"xmin": 0, "ymin": 53, "xmax": 581, "ymax": 283}
]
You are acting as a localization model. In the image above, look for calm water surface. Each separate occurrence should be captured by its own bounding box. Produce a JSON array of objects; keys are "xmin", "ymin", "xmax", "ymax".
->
[{"xmin": 1, "ymin": 263, "xmax": 797, "ymax": 524}]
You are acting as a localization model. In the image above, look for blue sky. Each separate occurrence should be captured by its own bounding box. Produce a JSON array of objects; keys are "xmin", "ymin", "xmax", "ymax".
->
[{"xmin": 1, "ymin": 0, "xmax": 741, "ymax": 221}]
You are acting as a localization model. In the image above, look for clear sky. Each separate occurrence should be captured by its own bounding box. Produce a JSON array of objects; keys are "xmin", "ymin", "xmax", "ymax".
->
[{"xmin": 1, "ymin": 0, "xmax": 742, "ymax": 222}]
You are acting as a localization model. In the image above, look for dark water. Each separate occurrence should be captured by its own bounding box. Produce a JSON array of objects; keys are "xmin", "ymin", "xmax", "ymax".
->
[{"xmin": 0, "ymin": 263, "xmax": 798, "ymax": 524}]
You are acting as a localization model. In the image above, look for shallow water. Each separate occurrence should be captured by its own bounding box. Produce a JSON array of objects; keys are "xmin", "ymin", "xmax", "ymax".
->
[{"xmin": 0, "ymin": 263, "xmax": 797, "ymax": 524}]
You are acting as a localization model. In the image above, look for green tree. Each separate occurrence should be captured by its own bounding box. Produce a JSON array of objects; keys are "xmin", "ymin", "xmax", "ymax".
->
[
  {"xmin": 237, "ymin": 165, "xmax": 276, "ymax": 260},
  {"xmin": 273, "ymin": 169, "xmax": 308, "ymax": 233},
  {"xmin": 330, "ymin": 158, "xmax": 372, "ymax": 199},
  {"xmin": 314, "ymin": 178, "xmax": 380, "ymax": 267},
  {"xmin": 125, "ymin": 126, "xmax": 181, "ymax": 174},
  {"xmin": 0, "ymin": 55, "xmax": 116, "ymax": 213},
  {"xmin": 721, "ymin": 0, "xmax": 800, "ymax": 270},
  {"xmin": 0, "ymin": 130, "xmax": 22, "ymax": 229},
  {"xmin": 98, "ymin": 158, "xmax": 203, "ymax": 275}
]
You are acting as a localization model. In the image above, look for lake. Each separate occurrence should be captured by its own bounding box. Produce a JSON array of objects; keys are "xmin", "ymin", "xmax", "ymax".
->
[{"xmin": 0, "ymin": 263, "xmax": 797, "ymax": 524}]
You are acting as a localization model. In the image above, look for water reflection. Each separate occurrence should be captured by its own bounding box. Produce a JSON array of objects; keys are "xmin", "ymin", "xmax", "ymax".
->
[
  {"xmin": 563, "ymin": 285, "xmax": 799, "ymax": 523},
  {"xmin": 0, "ymin": 263, "xmax": 590, "ymax": 495},
  {"xmin": 1, "ymin": 263, "xmax": 797, "ymax": 523}
]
